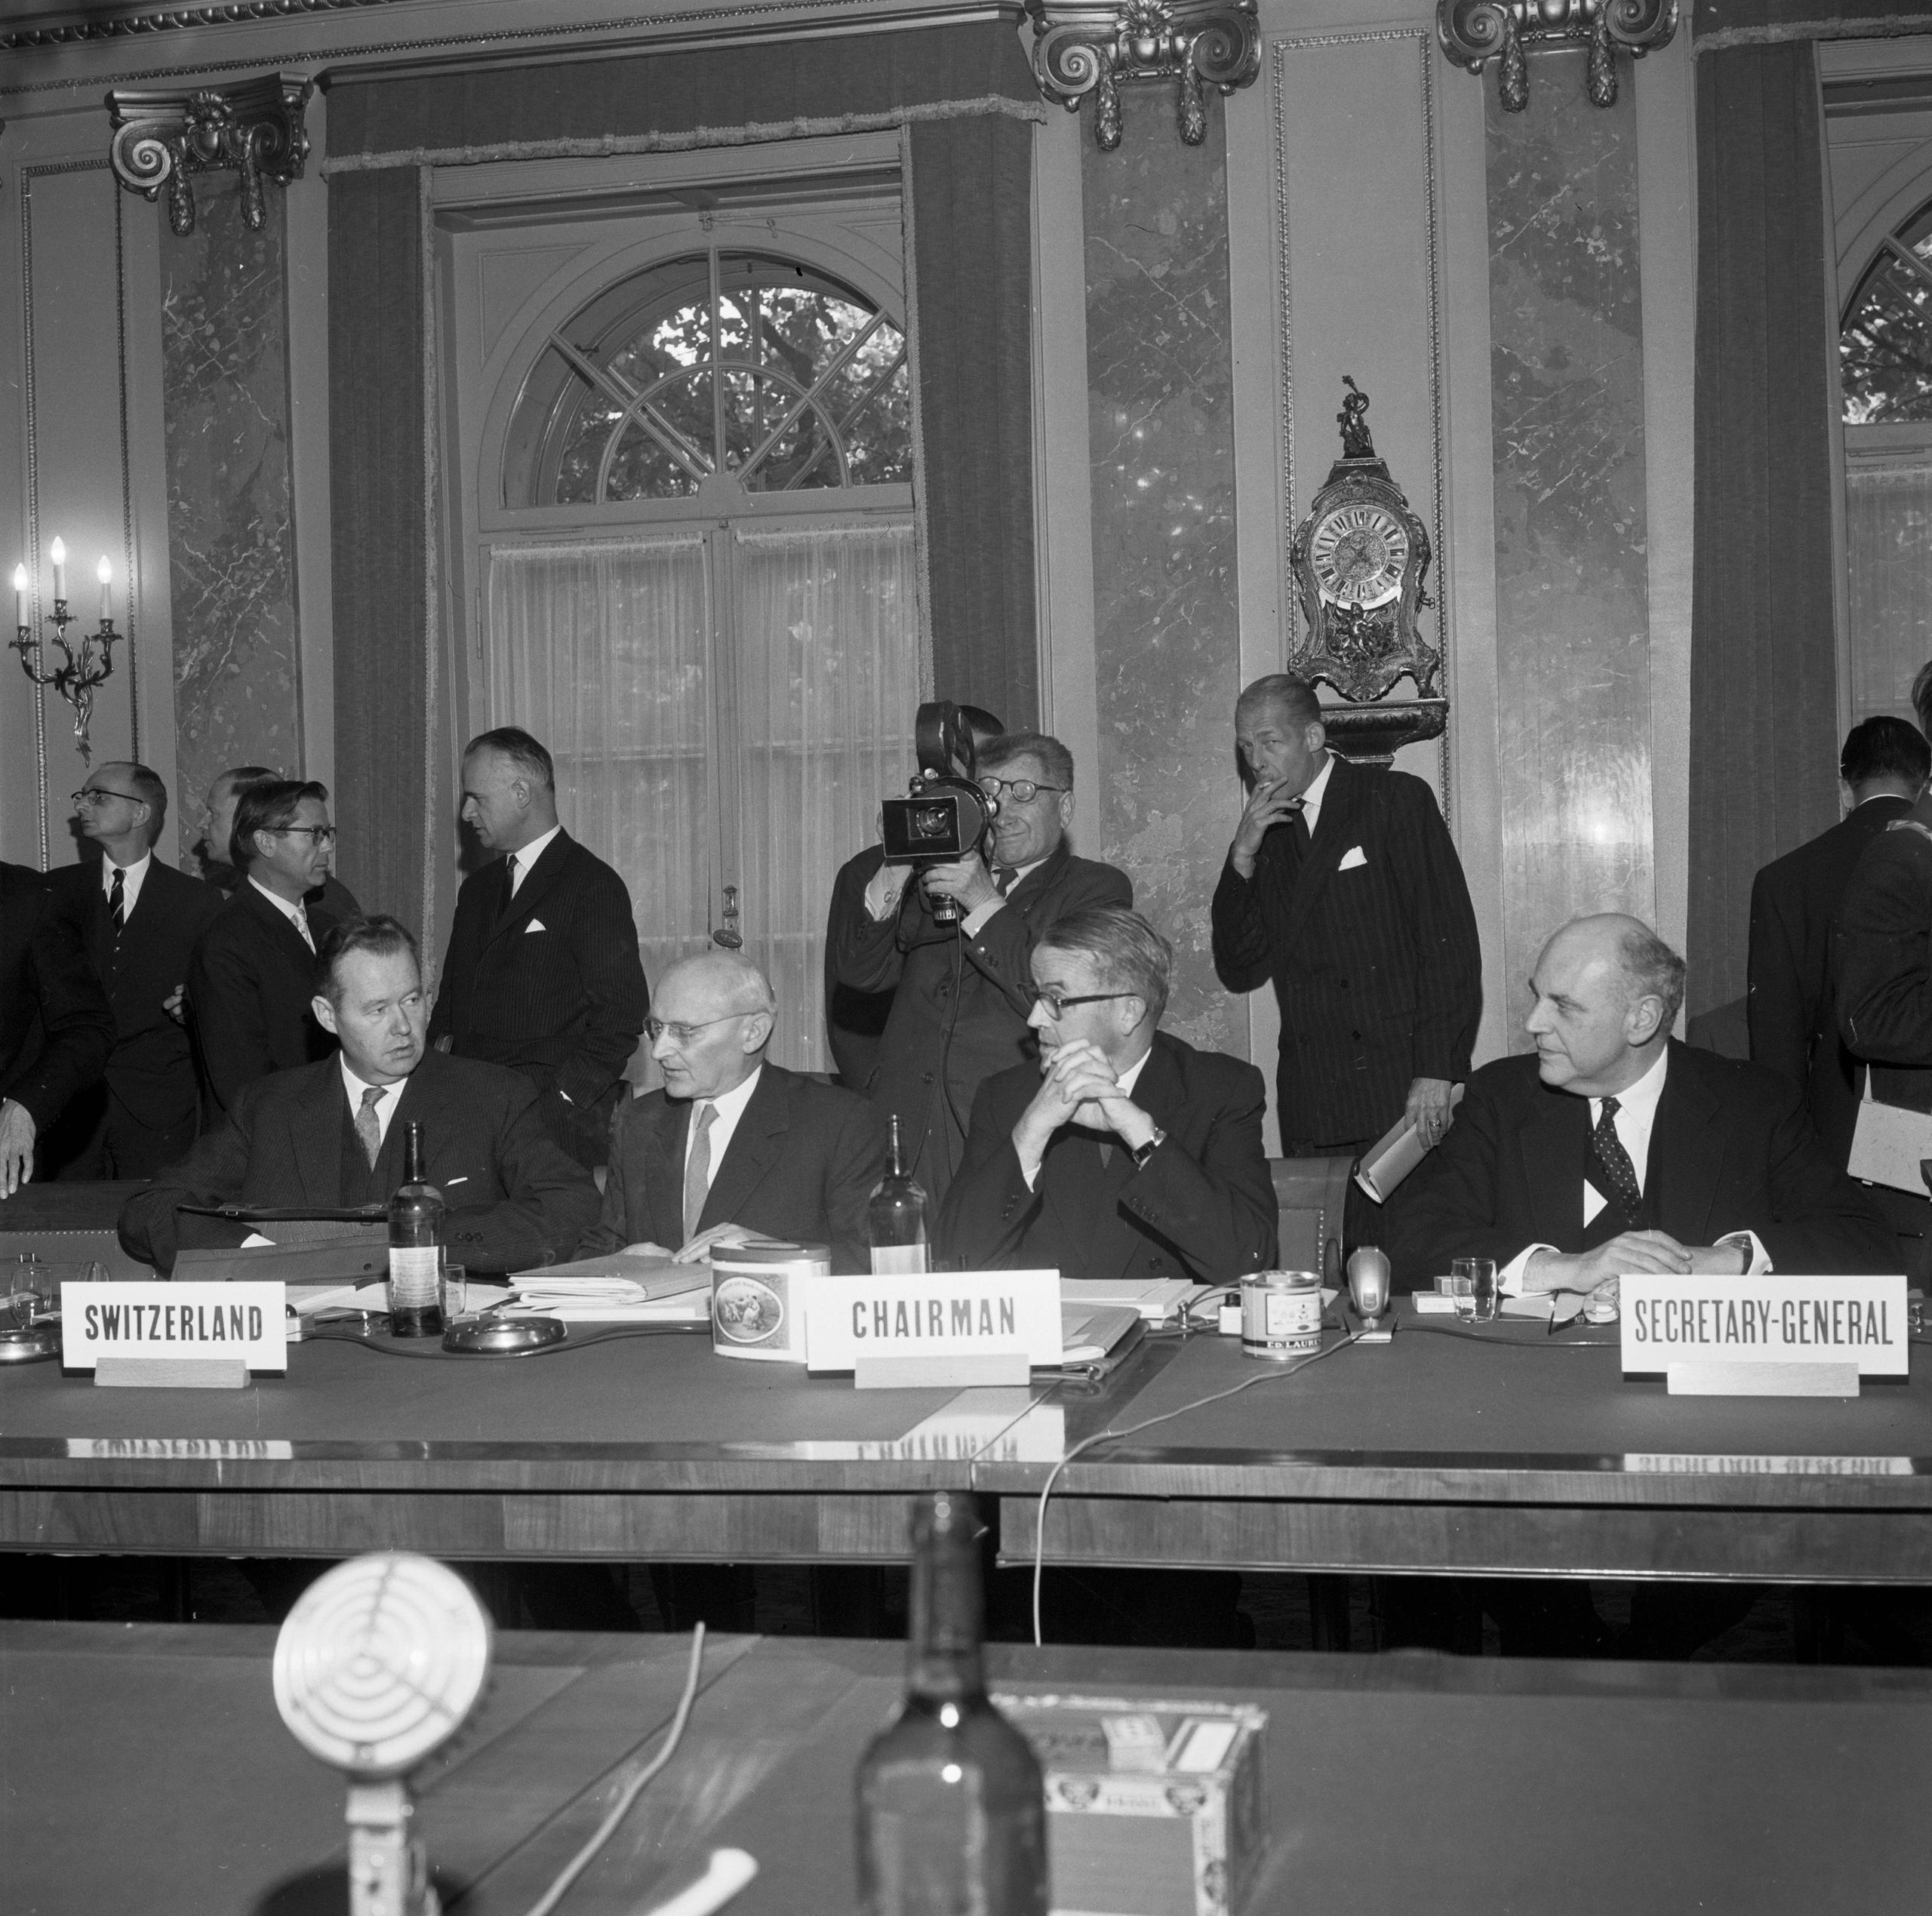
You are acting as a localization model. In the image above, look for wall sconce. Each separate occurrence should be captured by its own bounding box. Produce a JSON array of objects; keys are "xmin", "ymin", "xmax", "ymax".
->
[
  {"xmin": 1026, "ymin": 2, "xmax": 1262, "ymax": 150},
  {"xmin": 1437, "ymin": 0, "xmax": 1677, "ymax": 112},
  {"xmin": 106, "ymin": 72, "xmax": 312, "ymax": 237},
  {"xmin": 13, "ymin": 540, "xmax": 122, "ymax": 765}
]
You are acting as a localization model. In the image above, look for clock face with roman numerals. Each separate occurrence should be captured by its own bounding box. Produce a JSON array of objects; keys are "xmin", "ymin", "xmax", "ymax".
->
[{"xmin": 1308, "ymin": 503, "xmax": 1410, "ymax": 609}]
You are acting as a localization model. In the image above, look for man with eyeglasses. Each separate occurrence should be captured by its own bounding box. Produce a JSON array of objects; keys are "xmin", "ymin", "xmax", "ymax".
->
[
  {"xmin": 186, "ymin": 778, "xmax": 343, "ymax": 1118},
  {"xmin": 195, "ymin": 764, "xmax": 361, "ymax": 919},
  {"xmin": 579, "ymin": 949, "xmax": 888, "ymax": 1277},
  {"xmin": 832, "ymin": 730, "xmax": 1131, "ymax": 1210},
  {"xmin": 42, "ymin": 761, "xmax": 221, "ymax": 1178},
  {"xmin": 938, "ymin": 907, "xmax": 1275, "ymax": 1285}
]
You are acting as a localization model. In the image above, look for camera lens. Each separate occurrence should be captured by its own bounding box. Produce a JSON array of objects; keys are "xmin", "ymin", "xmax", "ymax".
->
[{"xmin": 910, "ymin": 805, "xmax": 951, "ymax": 840}]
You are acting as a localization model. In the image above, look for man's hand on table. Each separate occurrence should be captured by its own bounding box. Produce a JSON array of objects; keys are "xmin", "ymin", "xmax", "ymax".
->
[
  {"xmin": 620, "ymin": 1241, "xmax": 675, "ymax": 1259},
  {"xmin": 1525, "ymin": 1229, "xmax": 1749, "ymax": 1308},
  {"xmin": 0, "ymin": 1099, "xmax": 35, "ymax": 1198},
  {"xmin": 672, "ymin": 1222, "xmax": 781, "ymax": 1264}
]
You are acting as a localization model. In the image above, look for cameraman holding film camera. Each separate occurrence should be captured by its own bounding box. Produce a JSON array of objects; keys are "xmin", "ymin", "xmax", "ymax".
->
[{"xmin": 831, "ymin": 706, "xmax": 1131, "ymax": 1208}]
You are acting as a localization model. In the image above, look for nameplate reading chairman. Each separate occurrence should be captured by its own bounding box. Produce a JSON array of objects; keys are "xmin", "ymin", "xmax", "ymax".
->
[{"xmin": 122, "ymin": 916, "xmax": 600, "ymax": 1276}]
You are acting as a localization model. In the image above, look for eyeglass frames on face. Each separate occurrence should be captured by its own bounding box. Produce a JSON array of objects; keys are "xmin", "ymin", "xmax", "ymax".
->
[
  {"xmin": 1032, "ymin": 990, "xmax": 1133, "ymax": 1020},
  {"xmin": 272, "ymin": 826, "xmax": 337, "ymax": 846},
  {"xmin": 72, "ymin": 787, "xmax": 142, "ymax": 807},
  {"xmin": 646, "ymin": 1013, "xmax": 750, "ymax": 1046},
  {"xmin": 980, "ymin": 778, "xmax": 1068, "ymax": 804}
]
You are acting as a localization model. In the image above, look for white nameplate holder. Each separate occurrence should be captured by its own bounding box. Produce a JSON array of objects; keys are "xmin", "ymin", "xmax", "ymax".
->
[
  {"xmin": 63, "ymin": 1281, "xmax": 288, "ymax": 1389},
  {"xmin": 804, "ymin": 1269, "xmax": 1061, "ymax": 1390},
  {"xmin": 1619, "ymin": 1274, "xmax": 1908, "ymax": 1398}
]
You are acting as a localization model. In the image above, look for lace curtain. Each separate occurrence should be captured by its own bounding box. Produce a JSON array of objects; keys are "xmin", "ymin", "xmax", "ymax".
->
[
  {"xmin": 1847, "ymin": 458, "xmax": 1932, "ymax": 727},
  {"xmin": 486, "ymin": 521, "xmax": 918, "ymax": 1075}
]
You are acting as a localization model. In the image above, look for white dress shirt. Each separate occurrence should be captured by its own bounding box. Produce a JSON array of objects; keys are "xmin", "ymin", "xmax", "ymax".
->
[
  {"xmin": 681, "ymin": 1064, "xmax": 764, "ymax": 1192},
  {"xmin": 1500, "ymin": 1047, "xmax": 1769, "ymax": 1290},
  {"xmin": 103, "ymin": 849, "xmax": 152, "ymax": 918},
  {"xmin": 1018, "ymin": 1044, "xmax": 1154, "ymax": 1190},
  {"xmin": 249, "ymin": 876, "xmax": 313, "ymax": 952},
  {"xmin": 1293, "ymin": 750, "xmax": 1337, "ymax": 840},
  {"xmin": 340, "ymin": 1058, "xmax": 407, "ymax": 1151},
  {"xmin": 506, "ymin": 824, "xmax": 561, "ymax": 896}
]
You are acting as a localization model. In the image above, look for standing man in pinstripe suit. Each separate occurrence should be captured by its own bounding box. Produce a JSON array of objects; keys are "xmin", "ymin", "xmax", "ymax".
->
[
  {"xmin": 1211, "ymin": 673, "xmax": 1481, "ymax": 1168},
  {"xmin": 429, "ymin": 728, "xmax": 649, "ymax": 1171}
]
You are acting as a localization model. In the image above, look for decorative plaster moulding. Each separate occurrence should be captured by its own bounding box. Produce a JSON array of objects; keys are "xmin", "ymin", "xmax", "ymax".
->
[
  {"xmin": 1026, "ymin": 0, "xmax": 1261, "ymax": 149},
  {"xmin": 1436, "ymin": 0, "xmax": 1677, "ymax": 112},
  {"xmin": 108, "ymin": 70, "xmax": 311, "ymax": 234}
]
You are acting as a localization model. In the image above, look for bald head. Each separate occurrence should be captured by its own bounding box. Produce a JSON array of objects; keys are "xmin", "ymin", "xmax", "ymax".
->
[
  {"xmin": 1524, "ymin": 914, "xmax": 1684, "ymax": 1096},
  {"xmin": 650, "ymin": 952, "xmax": 777, "ymax": 1101}
]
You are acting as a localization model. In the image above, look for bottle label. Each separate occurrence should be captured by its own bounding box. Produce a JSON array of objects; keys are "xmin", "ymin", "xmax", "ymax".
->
[
  {"xmin": 389, "ymin": 1244, "xmax": 439, "ymax": 1309},
  {"xmin": 871, "ymin": 1244, "xmax": 929, "ymax": 1276}
]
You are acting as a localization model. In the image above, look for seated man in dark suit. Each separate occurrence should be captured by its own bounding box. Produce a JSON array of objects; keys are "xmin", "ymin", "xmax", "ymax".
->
[
  {"xmin": 196, "ymin": 764, "xmax": 362, "ymax": 918},
  {"xmin": 122, "ymin": 915, "xmax": 599, "ymax": 1276},
  {"xmin": 42, "ymin": 761, "xmax": 222, "ymax": 1178},
  {"xmin": 0, "ymin": 861, "xmax": 114, "ymax": 1197},
  {"xmin": 1392, "ymin": 913, "xmax": 1895, "ymax": 1302},
  {"xmin": 186, "ymin": 778, "xmax": 342, "ymax": 1121},
  {"xmin": 583, "ymin": 950, "xmax": 888, "ymax": 1276},
  {"xmin": 940, "ymin": 907, "xmax": 1275, "ymax": 1286}
]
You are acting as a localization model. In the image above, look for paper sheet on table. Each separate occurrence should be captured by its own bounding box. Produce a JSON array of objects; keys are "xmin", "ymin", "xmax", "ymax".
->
[
  {"xmin": 500, "ymin": 1257, "xmax": 712, "ymax": 1322},
  {"xmin": 1061, "ymin": 1277, "xmax": 1213, "ymax": 1324}
]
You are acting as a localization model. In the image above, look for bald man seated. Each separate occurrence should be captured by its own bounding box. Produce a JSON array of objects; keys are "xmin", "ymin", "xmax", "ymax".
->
[
  {"xmin": 1388, "ymin": 913, "xmax": 1896, "ymax": 1299},
  {"xmin": 578, "ymin": 951, "xmax": 890, "ymax": 1276}
]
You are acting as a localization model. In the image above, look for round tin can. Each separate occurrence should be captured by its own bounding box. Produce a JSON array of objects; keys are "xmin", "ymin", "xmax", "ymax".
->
[
  {"xmin": 1240, "ymin": 1269, "xmax": 1324, "ymax": 1360},
  {"xmin": 709, "ymin": 1241, "xmax": 829, "ymax": 1363}
]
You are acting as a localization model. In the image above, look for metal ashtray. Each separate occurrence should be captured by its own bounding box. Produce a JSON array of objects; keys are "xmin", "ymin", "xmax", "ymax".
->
[
  {"xmin": 441, "ymin": 1314, "xmax": 565, "ymax": 1356},
  {"xmin": 0, "ymin": 1320, "xmax": 60, "ymax": 1363}
]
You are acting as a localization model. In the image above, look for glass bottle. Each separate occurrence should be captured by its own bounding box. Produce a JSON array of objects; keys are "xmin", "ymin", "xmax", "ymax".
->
[
  {"xmin": 386, "ymin": 1121, "xmax": 445, "ymax": 1339},
  {"xmin": 855, "ymin": 1491, "xmax": 1048, "ymax": 1916},
  {"xmin": 869, "ymin": 1115, "xmax": 931, "ymax": 1275}
]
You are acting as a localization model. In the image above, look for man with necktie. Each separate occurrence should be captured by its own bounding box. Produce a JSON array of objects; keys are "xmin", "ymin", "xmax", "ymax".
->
[
  {"xmin": 1389, "ymin": 913, "xmax": 1894, "ymax": 1299},
  {"xmin": 195, "ymin": 763, "xmax": 362, "ymax": 918},
  {"xmin": 1211, "ymin": 672, "xmax": 1481, "ymax": 1165},
  {"xmin": 580, "ymin": 949, "xmax": 888, "ymax": 1275},
  {"xmin": 429, "ymin": 727, "xmax": 648, "ymax": 1170},
  {"xmin": 186, "ymin": 778, "xmax": 342, "ymax": 1120},
  {"xmin": 41, "ymin": 761, "xmax": 220, "ymax": 1177}
]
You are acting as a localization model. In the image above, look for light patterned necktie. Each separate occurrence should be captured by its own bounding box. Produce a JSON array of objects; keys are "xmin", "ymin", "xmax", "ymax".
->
[
  {"xmin": 1589, "ymin": 1095, "xmax": 1644, "ymax": 1227},
  {"xmin": 354, "ymin": 1084, "xmax": 384, "ymax": 1170},
  {"xmin": 682, "ymin": 1103, "xmax": 717, "ymax": 1244},
  {"xmin": 293, "ymin": 902, "xmax": 314, "ymax": 955}
]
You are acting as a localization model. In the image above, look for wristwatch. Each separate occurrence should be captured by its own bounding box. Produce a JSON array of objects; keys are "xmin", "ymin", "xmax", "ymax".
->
[{"xmin": 1129, "ymin": 1126, "xmax": 1168, "ymax": 1170}]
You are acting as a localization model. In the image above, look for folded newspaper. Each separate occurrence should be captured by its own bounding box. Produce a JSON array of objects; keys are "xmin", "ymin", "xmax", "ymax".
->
[
  {"xmin": 1354, "ymin": 1083, "xmax": 1467, "ymax": 1204},
  {"xmin": 500, "ymin": 1252, "xmax": 712, "ymax": 1322}
]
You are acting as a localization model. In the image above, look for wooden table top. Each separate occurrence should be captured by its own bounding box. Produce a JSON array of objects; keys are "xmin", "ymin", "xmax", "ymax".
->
[{"xmin": 5, "ymin": 1619, "xmax": 1927, "ymax": 1915}]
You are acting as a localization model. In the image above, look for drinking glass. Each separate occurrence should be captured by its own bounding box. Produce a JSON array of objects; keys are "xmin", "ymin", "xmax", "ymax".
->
[
  {"xmin": 1457, "ymin": 1256, "xmax": 1500, "ymax": 1322},
  {"xmin": 8, "ymin": 1259, "xmax": 51, "ymax": 1330},
  {"xmin": 1445, "ymin": 1266, "xmax": 1476, "ymax": 1320},
  {"xmin": 439, "ymin": 1262, "xmax": 469, "ymax": 1323}
]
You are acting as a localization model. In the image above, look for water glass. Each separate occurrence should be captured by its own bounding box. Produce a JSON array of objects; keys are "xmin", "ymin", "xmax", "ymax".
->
[
  {"xmin": 8, "ymin": 1259, "xmax": 51, "ymax": 1330},
  {"xmin": 1457, "ymin": 1256, "xmax": 1500, "ymax": 1322},
  {"xmin": 1444, "ymin": 1269, "xmax": 1475, "ymax": 1319},
  {"xmin": 439, "ymin": 1262, "xmax": 469, "ymax": 1322}
]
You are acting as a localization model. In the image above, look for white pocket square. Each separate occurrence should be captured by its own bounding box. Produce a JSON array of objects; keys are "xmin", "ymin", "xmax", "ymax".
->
[
  {"xmin": 525, "ymin": 918, "xmax": 547, "ymax": 933},
  {"xmin": 445, "ymin": 1176, "xmax": 469, "ymax": 1188},
  {"xmin": 1338, "ymin": 846, "xmax": 1368, "ymax": 871}
]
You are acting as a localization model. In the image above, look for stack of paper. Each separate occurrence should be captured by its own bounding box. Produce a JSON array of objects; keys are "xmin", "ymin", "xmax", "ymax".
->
[
  {"xmin": 502, "ymin": 1257, "xmax": 711, "ymax": 1323},
  {"xmin": 1060, "ymin": 1277, "xmax": 1213, "ymax": 1324}
]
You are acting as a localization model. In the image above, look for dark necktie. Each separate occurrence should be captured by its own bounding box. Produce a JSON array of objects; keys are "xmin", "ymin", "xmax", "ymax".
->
[
  {"xmin": 995, "ymin": 866, "xmax": 1017, "ymax": 896},
  {"xmin": 498, "ymin": 852, "xmax": 519, "ymax": 922},
  {"xmin": 1287, "ymin": 798, "xmax": 1311, "ymax": 856},
  {"xmin": 108, "ymin": 866, "xmax": 125, "ymax": 936},
  {"xmin": 1589, "ymin": 1095, "xmax": 1644, "ymax": 1227},
  {"xmin": 354, "ymin": 1085, "xmax": 384, "ymax": 1170}
]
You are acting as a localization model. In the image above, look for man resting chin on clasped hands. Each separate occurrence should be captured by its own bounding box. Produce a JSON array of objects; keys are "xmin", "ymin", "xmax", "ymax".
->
[{"xmin": 1386, "ymin": 913, "xmax": 1895, "ymax": 1305}]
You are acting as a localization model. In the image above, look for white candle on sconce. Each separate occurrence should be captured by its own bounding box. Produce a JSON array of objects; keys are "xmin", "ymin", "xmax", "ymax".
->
[
  {"xmin": 97, "ymin": 556, "xmax": 112, "ymax": 625},
  {"xmin": 48, "ymin": 537, "xmax": 66, "ymax": 605},
  {"xmin": 11, "ymin": 565, "xmax": 25, "ymax": 632}
]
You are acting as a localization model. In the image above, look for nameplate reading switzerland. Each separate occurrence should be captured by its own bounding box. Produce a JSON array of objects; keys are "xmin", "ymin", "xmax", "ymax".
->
[
  {"xmin": 804, "ymin": 1270, "xmax": 1062, "ymax": 1373},
  {"xmin": 1620, "ymin": 1275, "xmax": 1907, "ymax": 1384},
  {"xmin": 62, "ymin": 1281, "xmax": 288, "ymax": 1375}
]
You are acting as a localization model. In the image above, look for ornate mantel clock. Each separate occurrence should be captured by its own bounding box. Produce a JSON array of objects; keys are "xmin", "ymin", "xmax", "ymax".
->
[{"xmin": 1287, "ymin": 379, "xmax": 1447, "ymax": 764}]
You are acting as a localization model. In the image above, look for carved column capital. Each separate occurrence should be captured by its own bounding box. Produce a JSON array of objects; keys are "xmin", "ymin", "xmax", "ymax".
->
[
  {"xmin": 107, "ymin": 72, "xmax": 312, "ymax": 238},
  {"xmin": 1436, "ymin": 0, "xmax": 1677, "ymax": 113},
  {"xmin": 1026, "ymin": 2, "xmax": 1260, "ymax": 150}
]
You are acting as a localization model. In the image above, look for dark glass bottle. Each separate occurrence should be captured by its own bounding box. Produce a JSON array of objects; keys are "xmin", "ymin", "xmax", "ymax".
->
[
  {"xmin": 855, "ymin": 1492, "xmax": 1048, "ymax": 1916},
  {"xmin": 869, "ymin": 1115, "xmax": 931, "ymax": 1275},
  {"xmin": 386, "ymin": 1121, "xmax": 445, "ymax": 1339}
]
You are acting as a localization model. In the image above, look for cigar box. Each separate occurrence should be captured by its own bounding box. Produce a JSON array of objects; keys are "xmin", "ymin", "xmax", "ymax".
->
[{"xmin": 992, "ymin": 1693, "xmax": 1267, "ymax": 1916}]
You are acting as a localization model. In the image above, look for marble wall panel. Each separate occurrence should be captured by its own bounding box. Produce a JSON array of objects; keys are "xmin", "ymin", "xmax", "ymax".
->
[
  {"xmin": 1488, "ymin": 68, "xmax": 1652, "ymax": 1047},
  {"xmin": 161, "ymin": 173, "xmax": 301, "ymax": 861},
  {"xmin": 1084, "ymin": 110, "xmax": 1241, "ymax": 1053}
]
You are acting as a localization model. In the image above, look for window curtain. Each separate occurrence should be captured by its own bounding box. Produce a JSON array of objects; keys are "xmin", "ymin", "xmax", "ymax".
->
[
  {"xmin": 325, "ymin": 23, "xmax": 1041, "ymax": 943},
  {"xmin": 1847, "ymin": 458, "xmax": 1932, "ymax": 723}
]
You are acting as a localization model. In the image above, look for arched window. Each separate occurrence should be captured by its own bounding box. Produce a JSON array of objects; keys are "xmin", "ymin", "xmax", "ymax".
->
[
  {"xmin": 1842, "ymin": 199, "xmax": 1932, "ymax": 423},
  {"xmin": 451, "ymin": 172, "xmax": 922, "ymax": 1077}
]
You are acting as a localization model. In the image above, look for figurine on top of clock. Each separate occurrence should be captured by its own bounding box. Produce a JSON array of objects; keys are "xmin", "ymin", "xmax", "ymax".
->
[{"xmin": 1212, "ymin": 379, "xmax": 1482, "ymax": 1190}]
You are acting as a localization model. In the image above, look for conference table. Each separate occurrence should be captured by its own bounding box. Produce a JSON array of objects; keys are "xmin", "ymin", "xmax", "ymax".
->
[{"xmin": 5, "ymin": 1619, "xmax": 1925, "ymax": 1913}]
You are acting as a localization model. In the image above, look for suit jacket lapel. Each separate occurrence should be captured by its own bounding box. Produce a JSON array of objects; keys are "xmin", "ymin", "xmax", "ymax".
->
[
  {"xmin": 1004, "ymin": 840, "xmax": 1070, "ymax": 914},
  {"xmin": 701, "ymin": 1070, "xmax": 789, "ymax": 1231},
  {"xmin": 483, "ymin": 832, "xmax": 571, "ymax": 951},
  {"xmin": 1646, "ymin": 1045, "xmax": 1723, "ymax": 1246},
  {"xmin": 289, "ymin": 1065, "xmax": 348, "ymax": 1207},
  {"xmin": 1517, "ymin": 1081, "xmax": 1589, "ymax": 1250},
  {"xmin": 243, "ymin": 881, "xmax": 313, "ymax": 962},
  {"xmin": 1279, "ymin": 755, "xmax": 1357, "ymax": 955}
]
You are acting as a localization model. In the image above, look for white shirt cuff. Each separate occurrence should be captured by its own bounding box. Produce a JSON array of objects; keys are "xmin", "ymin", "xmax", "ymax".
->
[
  {"xmin": 1016, "ymin": 1136, "xmax": 1044, "ymax": 1191},
  {"xmin": 961, "ymin": 896, "xmax": 1004, "ymax": 937},
  {"xmin": 1720, "ymin": 1230, "xmax": 1772, "ymax": 1275},
  {"xmin": 1500, "ymin": 1244, "xmax": 1554, "ymax": 1295},
  {"xmin": 863, "ymin": 864, "xmax": 906, "ymax": 922}
]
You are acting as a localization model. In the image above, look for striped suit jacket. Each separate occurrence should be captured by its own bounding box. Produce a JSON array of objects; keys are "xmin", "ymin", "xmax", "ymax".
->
[{"xmin": 1211, "ymin": 752, "xmax": 1482, "ymax": 1152}]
